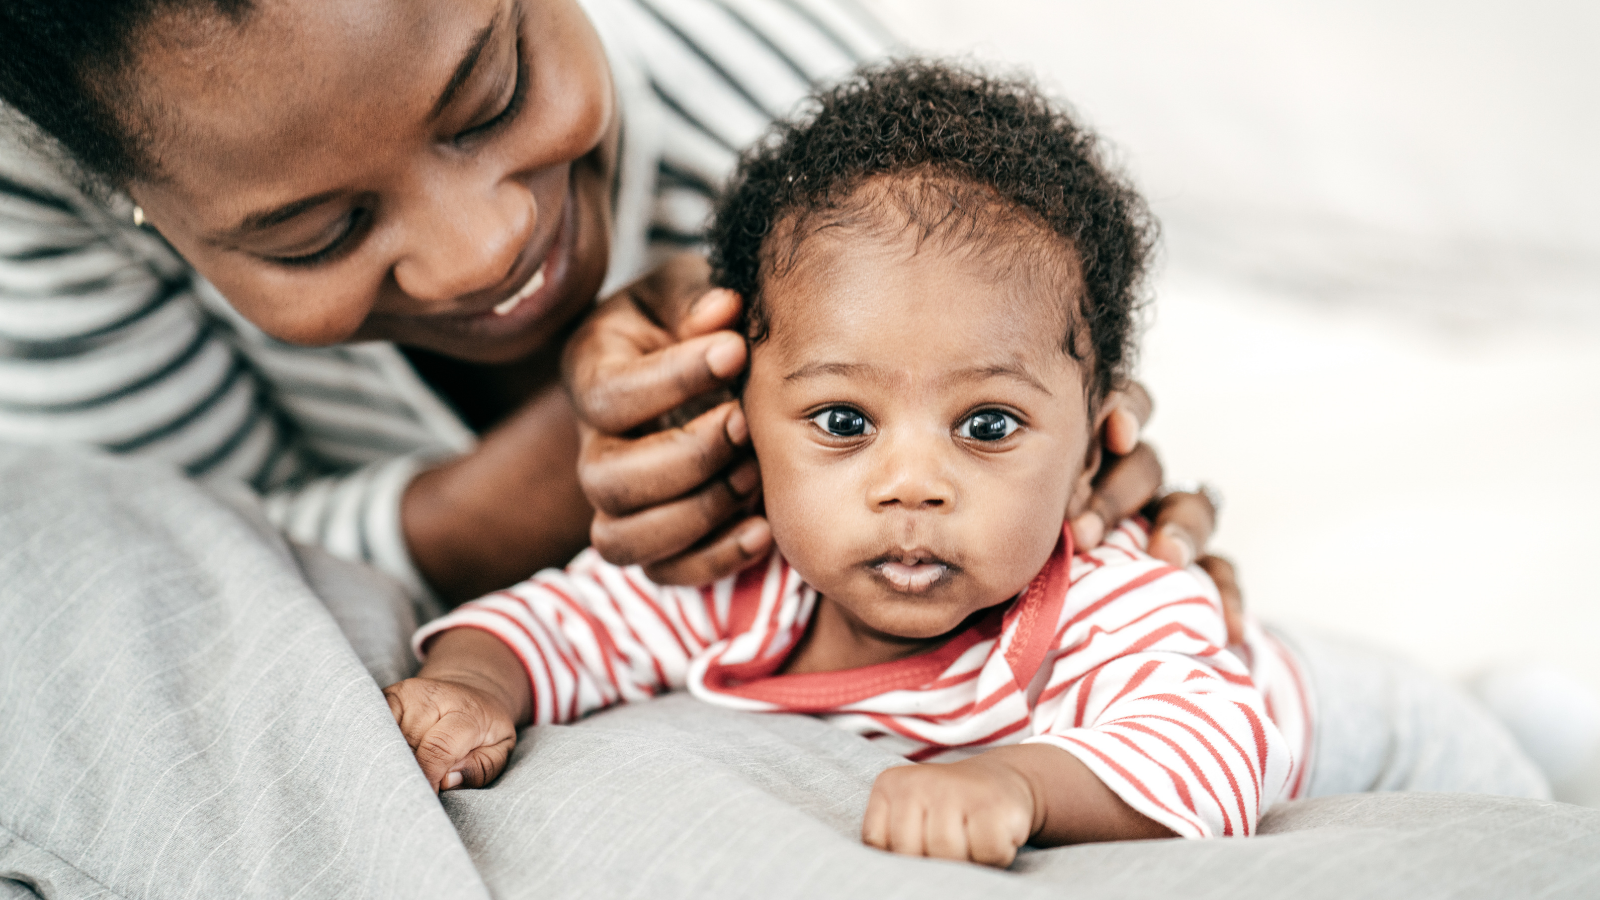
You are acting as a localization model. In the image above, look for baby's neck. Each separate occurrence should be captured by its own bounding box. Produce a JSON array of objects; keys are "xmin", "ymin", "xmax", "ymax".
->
[{"xmin": 780, "ymin": 595, "xmax": 965, "ymax": 675}]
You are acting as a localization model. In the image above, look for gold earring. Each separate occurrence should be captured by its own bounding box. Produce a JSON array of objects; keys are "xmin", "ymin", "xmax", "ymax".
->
[{"xmin": 132, "ymin": 206, "xmax": 145, "ymax": 227}]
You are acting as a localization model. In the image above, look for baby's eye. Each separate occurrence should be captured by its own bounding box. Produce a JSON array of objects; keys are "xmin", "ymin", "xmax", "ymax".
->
[
  {"xmin": 957, "ymin": 410, "xmax": 1020, "ymax": 442},
  {"xmin": 810, "ymin": 407, "xmax": 874, "ymax": 437}
]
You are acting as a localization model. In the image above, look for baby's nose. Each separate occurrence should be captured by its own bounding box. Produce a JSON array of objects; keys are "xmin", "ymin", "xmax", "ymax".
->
[{"xmin": 867, "ymin": 439, "xmax": 955, "ymax": 510}]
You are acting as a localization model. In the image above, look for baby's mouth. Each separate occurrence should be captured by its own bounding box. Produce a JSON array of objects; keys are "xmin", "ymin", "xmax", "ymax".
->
[{"xmin": 869, "ymin": 554, "xmax": 956, "ymax": 594}]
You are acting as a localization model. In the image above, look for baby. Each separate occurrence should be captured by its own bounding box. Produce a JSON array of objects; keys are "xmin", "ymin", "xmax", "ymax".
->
[{"xmin": 384, "ymin": 61, "xmax": 1314, "ymax": 866}]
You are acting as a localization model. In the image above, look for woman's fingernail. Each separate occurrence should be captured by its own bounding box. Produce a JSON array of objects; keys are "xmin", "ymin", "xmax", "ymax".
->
[
  {"xmin": 736, "ymin": 519, "xmax": 771, "ymax": 556},
  {"xmin": 689, "ymin": 287, "xmax": 734, "ymax": 317},
  {"xmin": 725, "ymin": 406, "xmax": 749, "ymax": 445},
  {"xmin": 705, "ymin": 335, "xmax": 744, "ymax": 379},
  {"xmin": 1072, "ymin": 513, "xmax": 1105, "ymax": 548},
  {"xmin": 1162, "ymin": 526, "xmax": 1196, "ymax": 568},
  {"xmin": 443, "ymin": 771, "xmax": 464, "ymax": 791},
  {"xmin": 727, "ymin": 460, "xmax": 760, "ymax": 497}
]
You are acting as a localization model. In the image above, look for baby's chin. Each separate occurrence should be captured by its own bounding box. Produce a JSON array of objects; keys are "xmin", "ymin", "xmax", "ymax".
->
[{"xmin": 830, "ymin": 575, "xmax": 1019, "ymax": 642}]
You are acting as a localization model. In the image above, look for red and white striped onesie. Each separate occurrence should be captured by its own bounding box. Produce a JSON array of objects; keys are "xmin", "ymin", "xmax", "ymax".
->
[{"xmin": 414, "ymin": 519, "xmax": 1314, "ymax": 839}]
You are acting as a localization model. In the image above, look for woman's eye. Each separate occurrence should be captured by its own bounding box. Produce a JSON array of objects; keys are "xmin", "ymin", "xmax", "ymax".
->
[
  {"xmin": 266, "ymin": 210, "xmax": 367, "ymax": 268},
  {"xmin": 810, "ymin": 407, "xmax": 873, "ymax": 437},
  {"xmin": 958, "ymin": 410, "xmax": 1020, "ymax": 442},
  {"xmin": 459, "ymin": 37, "xmax": 528, "ymax": 141}
]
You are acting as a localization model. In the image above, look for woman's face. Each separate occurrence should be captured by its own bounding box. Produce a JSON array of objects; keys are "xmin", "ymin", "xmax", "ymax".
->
[{"xmin": 127, "ymin": 0, "xmax": 616, "ymax": 363}]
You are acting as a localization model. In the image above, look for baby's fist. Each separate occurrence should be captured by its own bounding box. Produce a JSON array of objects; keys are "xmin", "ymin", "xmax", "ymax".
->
[
  {"xmin": 861, "ymin": 755, "xmax": 1037, "ymax": 868},
  {"xmin": 384, "ymin": 675, "xmax": 517, "ymax": 793}
]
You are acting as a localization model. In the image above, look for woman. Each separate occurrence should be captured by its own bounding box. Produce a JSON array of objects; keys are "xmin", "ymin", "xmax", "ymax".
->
[{"xmin": 0, "ymin": 0, "xmax": 1224, "ymax": 897}]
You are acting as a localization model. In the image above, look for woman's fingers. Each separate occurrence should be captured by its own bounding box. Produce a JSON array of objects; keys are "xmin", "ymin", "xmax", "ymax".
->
[
  {"xmin": 567, "ymin": 325, "xmax": 747, "ymax": 435},
  {"xmin": 642, "ymin": 516, "xmax": 773, "ymax": 586},
  {"xmin": 1147, "ymin": 491, "xmax": 1218, "ymax": 570},
  {"xmin": 1197, "ymin": 554, "xmax": 1246, "ymax": 646},
  {"xmin": 563, "ymin": 254, "xmax": 747, "ymax": 435},
  {"xmin": 1101, "ymin": 381, "xmax": 1154, "ymax": 456},
  {"xmin": 589, "ymin": 458, "xmax": 760, "ymax": 565},
  {"xmin": 578, "ymin": 401, "xmax": 749, "ymax": 516},
  {"xmin": 1069, "ymin": 442, "xmax": 1163, "ymax": 550}
]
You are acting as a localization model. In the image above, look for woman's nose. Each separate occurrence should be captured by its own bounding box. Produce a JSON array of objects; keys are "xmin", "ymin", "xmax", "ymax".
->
[
  {"xmin": 866, "ymin": 432, "xmax": 956, "ymax": 511},
  {"xmin": 392, "ymin": 172, "xmax": 535, "ymax": 306}
]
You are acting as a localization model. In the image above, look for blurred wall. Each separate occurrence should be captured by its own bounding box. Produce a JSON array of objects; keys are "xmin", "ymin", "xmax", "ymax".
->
[{"xmin": 860, "ymin": 2, "xmax": 1600, "ymax": 793}]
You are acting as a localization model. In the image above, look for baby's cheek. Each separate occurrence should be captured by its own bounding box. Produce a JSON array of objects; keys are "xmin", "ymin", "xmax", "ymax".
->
[{"xmin": 979, "ymin": 483, "xmax": 1071, "ymax": 588}]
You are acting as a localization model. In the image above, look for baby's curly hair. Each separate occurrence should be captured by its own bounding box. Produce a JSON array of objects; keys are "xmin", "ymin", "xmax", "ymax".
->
[{"xmin": 708, "ymin": 60, "xmax": 1156, "ymax": 402}]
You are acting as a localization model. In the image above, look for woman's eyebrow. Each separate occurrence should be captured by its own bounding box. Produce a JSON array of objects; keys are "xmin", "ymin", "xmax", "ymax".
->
[
  {"xmin": 210, "ymin": 7, "xmax": 507, "ymax": 245},
  {"xmin": 430, "ymin": 7, "xmax": 506, "ymax": 119}
]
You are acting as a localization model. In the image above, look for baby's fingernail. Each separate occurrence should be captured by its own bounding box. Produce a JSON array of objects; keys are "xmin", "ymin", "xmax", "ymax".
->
[
  {"xmin": 443, "ymin": 771, "xmax": 464, "ymax": 791},
  {"xmin": 727, "ymin": 459, "xmax": 760, "ymax": 497},
  {"xmin": 1162, "ymin": 526, "xmax": 1196, "ymax": 568},
  {"xmin": 725, "ymin": 406, "xmax": 749, "ymax": 445},
  {"xmin": 1072, "ymin": 513, "xmax": 1105, "ymax": 548},
  {"xmin": 705, "ymin": 335, "xmax": 745, "ymax": 379},
  {"xmin": 736, "ymin": 519, "xmax": 771, "ymax": 556}
]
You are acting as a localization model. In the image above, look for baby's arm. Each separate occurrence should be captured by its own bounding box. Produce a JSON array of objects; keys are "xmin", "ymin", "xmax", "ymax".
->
[
  {"xmin": 387, "ymin": 549, "xmax": 734, "ymax": 791},
  {"xmin": 863, "ymin": 743, "xmax": 1173, "ymax": 867},
  {"xmin": 384, "ymin": 628, "xmax": 533, "ymax": 792}
]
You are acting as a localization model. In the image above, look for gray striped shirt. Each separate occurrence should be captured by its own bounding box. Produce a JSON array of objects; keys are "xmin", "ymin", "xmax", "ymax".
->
[{"xmin": 0, "ymin": 0, "xmax": 889, "ymax": 599}]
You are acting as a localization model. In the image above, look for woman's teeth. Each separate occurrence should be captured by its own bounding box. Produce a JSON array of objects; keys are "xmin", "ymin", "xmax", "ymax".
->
[
  {"xmin": 876, "ymin": 560, "xmax": 949, "ymax": 593},
  {"xmin": 493, "ymin": 266, "xmax": 546, "ymax": 317}
]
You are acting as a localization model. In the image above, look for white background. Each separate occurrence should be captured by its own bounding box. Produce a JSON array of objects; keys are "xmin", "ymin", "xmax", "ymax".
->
[{"xmin": 863, "ymin": 0, "xmax": 1600, "ymax": 799}]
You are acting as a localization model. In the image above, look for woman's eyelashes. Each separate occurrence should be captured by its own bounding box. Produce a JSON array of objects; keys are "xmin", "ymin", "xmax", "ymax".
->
[
  {"xmin": 957, "ymin": 409, "xmax": 1021, "ymax": 442},
  {"xmin": 267, "ymin": 209, "xmax": 370, "ymax": 268},
  {"xmin": 458, "ymin": 35, "xmax": 529, "ymax": 143},
  {"xmin": 810, "ymin": 406, "xmax": 874, "ymax": 437}
]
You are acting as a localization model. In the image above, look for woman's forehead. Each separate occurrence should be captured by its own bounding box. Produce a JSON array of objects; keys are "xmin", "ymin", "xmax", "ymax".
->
[{"xmin": 128, "ymin": 0, "xmax": 502, "ymax": 193}]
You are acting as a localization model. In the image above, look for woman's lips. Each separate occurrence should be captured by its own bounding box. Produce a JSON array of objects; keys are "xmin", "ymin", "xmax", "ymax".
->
[{"xmin": 492, "ymin": 265, "xmax": 546, "ymax": 317}]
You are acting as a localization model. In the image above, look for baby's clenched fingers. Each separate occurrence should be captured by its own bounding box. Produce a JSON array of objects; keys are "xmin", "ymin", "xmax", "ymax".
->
[
  {"xmin": 383, "ymin": 681, "xmax": 443, "ymax": 751},
  {"xmin": 886, "ymin": 797, "xmax": 929, "ymax": 858},
  {"xmin": 414, "ymin": 710, "xmax": 499, "ymax": 793},
  {"xmin": 922, "ymin": 805, "xmax": 969, "ymax": 862},
  {"xmin": 965, "ymin": 810, "xmax": 1026, "ymax": 868},
  {"xmin": 861, "ymin": 789, "xmax": 892, "ymax": 851},
  {"xmin": 452, "ymin": 735, "xmax": 516, "ymax": 790}
]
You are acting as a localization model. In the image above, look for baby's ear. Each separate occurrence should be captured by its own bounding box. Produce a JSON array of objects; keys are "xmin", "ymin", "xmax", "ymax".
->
[{"xmin": 1065, "ymin": 403, "xmax": 1114, "ymax": 519}]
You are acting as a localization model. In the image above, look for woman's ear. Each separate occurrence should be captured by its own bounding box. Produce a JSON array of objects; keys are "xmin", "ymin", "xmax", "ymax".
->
[{"xmin": 1065, "ymin": 402, "xmax": 1115, "ymax": 519}]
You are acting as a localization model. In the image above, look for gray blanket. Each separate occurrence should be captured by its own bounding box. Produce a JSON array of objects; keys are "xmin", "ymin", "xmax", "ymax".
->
[{"xmin": 2, "ymin": 445, "xmax": 1596, "ymax": 899}]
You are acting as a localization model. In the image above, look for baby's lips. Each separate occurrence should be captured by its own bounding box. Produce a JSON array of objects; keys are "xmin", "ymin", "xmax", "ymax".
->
[{"xmin": 874, "ymin": 560, "xmax": 949, "ymax": 594}]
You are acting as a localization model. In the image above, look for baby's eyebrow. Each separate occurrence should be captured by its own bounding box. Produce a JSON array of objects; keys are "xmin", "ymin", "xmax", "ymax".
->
[
  {"xmin": 782, "ymin": 360, "xmax": 1053, "ymax": 395},
  {"xmin": 783, "ymin": 361, "xmax": 869, "ymax": 382},
  {"xmin": 953, "ymin": 364, "xmax": 1054, "ymax": 396}
]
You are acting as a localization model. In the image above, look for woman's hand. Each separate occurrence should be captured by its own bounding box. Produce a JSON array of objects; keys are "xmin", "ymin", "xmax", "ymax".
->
[
  {"xmin": 1069, "ymin": 383, "xmax": 1245, "ymax": 643},
  {"xmin": 562, "ymin": 254, "xmax": 771, "ymax": 585}
]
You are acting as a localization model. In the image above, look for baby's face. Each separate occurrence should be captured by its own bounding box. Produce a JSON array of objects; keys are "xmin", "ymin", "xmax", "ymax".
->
[{"xmin": 744, "ymin": 225, "xmax": 1104, "ymax": 643}]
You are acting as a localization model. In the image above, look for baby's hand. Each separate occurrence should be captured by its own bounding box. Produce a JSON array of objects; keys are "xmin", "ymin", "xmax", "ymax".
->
[
  {"xmin": 383, "ymin": 675, "xmax": 517, "ymax": 793},
  {"xmin": 862, "ymin": 755, "xmax": 1039, "ymax": 868}
]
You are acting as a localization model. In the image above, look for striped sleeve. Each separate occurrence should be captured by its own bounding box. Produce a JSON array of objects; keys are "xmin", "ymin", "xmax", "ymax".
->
[
  {"xmin": 1024, "ymin": 555, "xmax": 1291, "ymax": 839},
  {"xmin": 412, "ymin": 548, "xmax": 733, "ymax": 725},
  {"xmin": 0, "ymin": 138, "xmax": 462, "ymax": 599}
]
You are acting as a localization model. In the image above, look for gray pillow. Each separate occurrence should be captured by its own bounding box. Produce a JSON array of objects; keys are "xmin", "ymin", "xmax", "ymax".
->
[{"xmin": 442, "ymin": 694, "xmax": 1600, "ymax": 900}]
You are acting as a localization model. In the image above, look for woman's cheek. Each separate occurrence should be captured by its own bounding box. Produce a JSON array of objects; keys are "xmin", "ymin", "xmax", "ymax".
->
[{"xmin": 223, "ymin": 267, "xmax": 377, "ymax": 347}]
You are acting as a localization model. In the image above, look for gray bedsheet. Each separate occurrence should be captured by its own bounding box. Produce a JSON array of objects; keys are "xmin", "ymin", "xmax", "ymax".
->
[{"xmin": 2, "ymin": 445, "xmax": 1597, "ymax": 899}]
